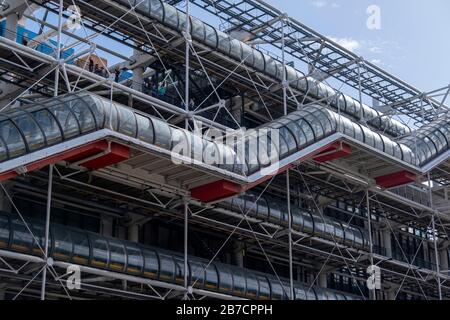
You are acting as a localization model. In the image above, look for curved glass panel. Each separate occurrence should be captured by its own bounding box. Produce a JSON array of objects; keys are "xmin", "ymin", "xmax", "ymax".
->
[
  {"xmin": 149, "ymin": 0, "xmax": 164, "ymax": 20},
  {"xmin": 191, "ymin": 17, "xmax": 206, "ymax": 42},
  {"xmin": 10, "ymin": 218, "xmax": 33, "ymax": 253},
  {"xmin": 126, "ymin": 244, "xmax": 144, "ymax": 274},
  {"xmin": 52, "ymin": 226, "xmax": 72, "ymax": 261},
  {"xmin": 118, "ymin": 107, "xmax": 137, "ymax": 138},
  {"xmin": 264, "ymin": 56, "xmax": 277, "ymax": 78},
  {"xmin": 31, "ymin": 109, "xmax": 62, "ymax": 145},
  {"xmin": 108, "ymin": 239, "xmax": 126, "ymax": 271},
  {"xmin": 246, "ymin": 272, "xmax": 258, "ymax": 298},
  {"xmin": 68, "ymin": 98, "xmax": 96, "ymax": 133},
  {"xmin": 217, "ymin": 30, "xmax": 231, "ymax": 55},
  {"xmin": 143, "ymin": 248, "xmax": 159, "ymax": 278},
  {"xmin": 158, "ymin": 252, "xmax": 176, "ymax": 282},
  {"xmin": 0, "ymin": 120, "xmax": 26, "ymax": 158},
  {"xmin": 204, "ymin": 24, "xmax": 217, "ymax": 48},
  {"xmin": 135, "ymin": 0, "xmax": 150, "ymax": 15},
  {"xmin": 151, "ymin": 118, "xmax": 171, "ymax": 149},
  {"xmin": 48, "ymin": 104, "xmax": 80, "ymax": 139},
  {"xmin": 89, "ymin": 234, "xmax": 109, "ymax": 268},
  {"xmin": 71, "ymin": 230, "xmax": 90, "ymax": 265},
  {"xmin": 11, "ymin": 111, "xmax": 45, "ymax": 151},
  {"xmin": 136, "ymin": 114, "xmax": 154, "ymax": 143},
  {"xmin": 162, "ymin": 3, "xmax": 179, "ymax": 29},
  {"xmin": 253, "ymin": 50, "xmax": 265, "ymax": 72},
  {"xmin": 216, "ymin": 263, "xmax": 233, "ymax": 293},
  {"xmin": 229, "ymin": 39, "xmax": 242, "ymax": 60},
  {"xmin": 257, "ymin": 275, "xmax": 271, "ymax": 300},
  {"xmin": 256, "ymin": 196, "xmax": 270, "ymax": 220},
  {"xmin": 0, "ymin": 215, "xmax": 9, "ymax": 249},
  {"xmin": 174, "ymin": 256, "xmax": 187, "ymax": 284},
  {"xmin": 204, "ymin": 264, "xmax": 219, "ymax": 291},
  {"xmin": 190, "ymin": 260, "xmax": 205, "ymax": 288},
  {"xmin": 268, "ymin": 277, "xmax": 286, "ymax": 300},
  {"xmin": 241, "ymin": 43, "xmax": 254, "ymax": 67}
]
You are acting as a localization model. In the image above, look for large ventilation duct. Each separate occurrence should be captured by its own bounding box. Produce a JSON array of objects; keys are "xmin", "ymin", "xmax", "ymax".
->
[
  {"xmin": 113, "ymin": 0, "xmax": 411, "ymax": 138},
  {"xmin": 0, "ymin": 212, "xmax": 361, "ymax": 300}
]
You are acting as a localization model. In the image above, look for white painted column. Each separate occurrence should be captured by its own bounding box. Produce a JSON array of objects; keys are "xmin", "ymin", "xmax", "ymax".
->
[
  {"xmin": 318, "ymin": 273, "xmax": 327, "ymax": 288},
  {"xmin": 100, "ymin": 216, "xmax": 113, "ymax": 237},
  {"xmin": 233, "ymin": 242, "xmax": 244, "ymax": 268}
]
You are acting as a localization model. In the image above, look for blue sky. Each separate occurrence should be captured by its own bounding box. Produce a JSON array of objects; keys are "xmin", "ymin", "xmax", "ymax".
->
[
  {"xmin": 26, "ymin": 0, "xmax": 449, "ymax": 96},
  {"xmin": 264, "ymin": 0, "xmax": 450, "ymax": 92}
]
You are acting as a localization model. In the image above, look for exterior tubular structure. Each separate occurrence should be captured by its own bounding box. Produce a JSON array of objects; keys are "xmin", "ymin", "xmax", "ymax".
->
[
  {"xmin": 117, "ymin": 0, "xmax": 411, "ymax": 138},
  {"xmin": 0, "ymin": 92, "xmax": 449, "ymax": 180},
  {"xmin": 0, "ymin": 212, "xmax": 360, "ymax": 300}
]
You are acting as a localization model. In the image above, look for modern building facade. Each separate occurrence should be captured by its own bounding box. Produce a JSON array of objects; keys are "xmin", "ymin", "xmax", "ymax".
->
[{"xmin": 0, "ymin": 0, "xmax": 448, "ymax": 300}]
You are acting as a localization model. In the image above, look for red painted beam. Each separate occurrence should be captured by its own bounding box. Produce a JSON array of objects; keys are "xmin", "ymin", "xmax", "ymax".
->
[
  {"xmin": 190, "ymin": 180, "xmax": 242, "ymax": 203},
  {"xmin": 0, "ymin": 140, "xmax": 130, "ymax": 182},
  {"xmin": 313, "ymin": 142, "xmax": 352, "ymax": 163},
  {"xmin": 375, "ymin": 171, "xmax": 416, "ymax": 188}
]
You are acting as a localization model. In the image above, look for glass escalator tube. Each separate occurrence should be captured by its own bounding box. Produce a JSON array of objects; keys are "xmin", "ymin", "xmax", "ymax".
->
[{"xmin": 0, "ymin": 213, "xmax": 362, "ymax": 300}]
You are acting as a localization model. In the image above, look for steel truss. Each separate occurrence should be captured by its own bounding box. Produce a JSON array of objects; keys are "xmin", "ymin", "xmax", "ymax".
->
[{"xmin": 0, "ymin": 0, "xmax": 448, "ymax": 301}]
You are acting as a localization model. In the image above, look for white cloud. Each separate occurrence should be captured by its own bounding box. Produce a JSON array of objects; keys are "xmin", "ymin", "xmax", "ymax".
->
[{"xmin": 327, "ymin": 37, "xmax": 361, "ymax": 52}]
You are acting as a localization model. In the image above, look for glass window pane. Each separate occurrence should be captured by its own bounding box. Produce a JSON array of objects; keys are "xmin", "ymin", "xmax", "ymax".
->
[
  {"xmin": 253, "ymin": 49, "xmax": 265, "ymax": 72},
  {"xmin": 32, "ymin": 109, "xmax": 62, "ymax": 145},
  {"xmin": 217, "ymin": 30, "xmax": 231, "ymax": 55},
  {"xmin": 136, "ymin": 114, "xmax": 154, "ymax": 143},
  {"xmin": 143, "ymin": 248, "xmax": 159, "ymax": 278},
  {"xmin": 231, "ymin": 268, "xmax": 246, "ymax": 296},
  {"xmin": 0, "ymin": 215, "xmax": 9, "ymax": 249},
  {"xmin": 229, "ymin": 39, "xmax": 242, "ymax": 60},
  {"xmin": 48, "ymin": 104, "xmax": 80, "ymax": 139},
  {"xmin": 246, "ymin": 272, "xmax": 259, "ymax": 299},
  {"xmin": 257, "ymin": 275, "xmax": 271, "ymax": 300},
  {"xmin": 11, "ymin": 111, "xmax": 45, "ymax": 151},
  {"xmin": 71, "ymin": 230, "xmax": 90, "ymax": 265},
  {"xmin": 171, "ymin": 256, "xmax": 186, "ymax": 285},
  {"xmin": 89, "ymin": 235, "xmax": 109, "ymax": 268},
  {"xmin": 241, "ymin": 43, "xmax": 254, "ymax": 66},
  {"xmin": 68, "ymin": 98, "xmax": 96, "ymax": 133},
  {"xmin": 191, "ymin": 17, "xmax": 205, "ymax": 42},
  {"xmin": 204, "ymin": 24, "xmax": 217, "ymax": 48},
  {"xmin": 204, "ymin": 264, "xmax": 218, "ymax": 291},
  {"xmin": 151, "ymin": 118, "xmax": 171, "ymax": 149},
  {"xmin": 0, "ymin": 137, "xmax": 7, "ymax": 161},
  {"xmin": 149, "ymin": 0, "xmax": 163, "ymax": 19},
  {"xmin": 10, "ymin": 218, "xmax": 33, "ymax": 253},
  {"xmin": 126, "ymin": 244, "xmax": 144, "ymax": 274},
  {"xmin": 118, "ymin": 107, "xmax": 137, "ymax": 137},
  {"xmin": 52, "ymin": 226, "xmax": 72, "ymax": 261},
  {"xmin": 216, "ymin": 263, "xmax": 233, "ymax": 293},
  {"xmin": 190, "ymin": 260, "xmax": 205, "ymax": 288},
  {"xmin": 158, "ymin": 252, "xmax": 176, "ymax": 282},
  {"xmin": 0, "ymin": 120, "xmax": 26, "ymax": 158},
  {"xmin": 31, "ymin": 223, "xmax": 45, "ymax": 255},
  {"xmin": 108, "ymin": 239, "xmax": 126, "ymax": 272},
  {"xmin": 163, "ymin": 4, "xmax": 179, "ymax": 29}
]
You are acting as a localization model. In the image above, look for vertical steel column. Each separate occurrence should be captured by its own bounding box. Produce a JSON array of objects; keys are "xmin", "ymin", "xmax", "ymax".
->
[
  {"xmin": 281, "ymin": 15, "xmax": 294, "ymax": 301},
  {"xmin": 366, "ymin": 189, "xmax": 376, "ymax": 300},
  {"xmin": 428, "ymin": 172, "xmax": 443, "ymax": 300},
  {"xmin": 40, "ymin": 164, "xmax": 53, "ymax": 300},
  {"xmin": 183, "ymin": 0, "xmax": 191, "ymax": 297},
  {"xmin": 41, "ymin": 0, "xmax": 63, "ymax": 300}
]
